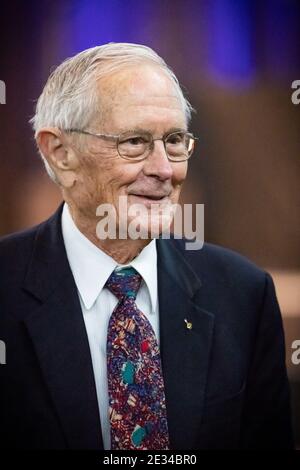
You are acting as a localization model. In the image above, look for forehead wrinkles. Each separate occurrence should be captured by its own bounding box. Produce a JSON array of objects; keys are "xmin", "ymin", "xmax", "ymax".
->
[
  {"xmin": 98, "ymin": 64, "xmax": 182, "ymax": 109},
  {"xmin": 96, "ymin": 66, "xmax": 185, "ymax": 129}
]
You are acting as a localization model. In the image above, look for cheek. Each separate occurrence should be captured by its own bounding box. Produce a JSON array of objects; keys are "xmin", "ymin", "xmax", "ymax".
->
[
  {"xmin": 84, "ymin": 156, "xmax": 144, "ymax": 202},
  {"xmin": 110, "ymin": 162, "xmax": 145, "ymax": 191},
  {"xmin": 74, "ymin": 154, "xmax": 116, "ymax": 208},
  {"xmin": 172, "ymin": 162, "xmax": 188, "ymax": 187},
  {"xmin": 80, "ymin": 152, "xmax": 118, "ymax": 186}
]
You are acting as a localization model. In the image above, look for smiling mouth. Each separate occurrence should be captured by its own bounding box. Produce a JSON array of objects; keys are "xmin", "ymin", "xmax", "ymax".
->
[{"xmin": 129, "ymin": 194, "xmax": 169, "ymax": 201}]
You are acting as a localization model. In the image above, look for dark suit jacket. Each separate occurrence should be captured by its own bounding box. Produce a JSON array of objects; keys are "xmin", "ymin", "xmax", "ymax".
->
[{"xmin": 0, "ymin": 205, "xmax": 294, "ymax": 449}]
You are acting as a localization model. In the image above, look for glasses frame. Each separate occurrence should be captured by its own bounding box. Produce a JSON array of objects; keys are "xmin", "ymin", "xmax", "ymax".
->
[{"xmin": 65, "ymin": 128, "xmax": 198, "ymax": 162}]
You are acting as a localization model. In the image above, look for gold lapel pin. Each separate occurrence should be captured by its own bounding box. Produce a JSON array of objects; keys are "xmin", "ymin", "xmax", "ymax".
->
[{"xmin": 184, "ymin": 319, "xmax": 193, "ymax": 330}]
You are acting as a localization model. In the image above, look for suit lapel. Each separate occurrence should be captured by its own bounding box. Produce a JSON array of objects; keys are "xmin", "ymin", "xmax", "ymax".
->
[
  {"xmin": 22, "ymin": 205, "xmax": 103, "ymax": 449},
  {"xmin": 157, "ymin": 239, "xmax": 215, "ymax": 450}
]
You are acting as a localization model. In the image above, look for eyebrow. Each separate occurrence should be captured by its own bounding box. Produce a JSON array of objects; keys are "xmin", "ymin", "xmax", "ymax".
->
[{"xmin": 122, "ymin": 127, "xmax": 188, "ymax": 135}]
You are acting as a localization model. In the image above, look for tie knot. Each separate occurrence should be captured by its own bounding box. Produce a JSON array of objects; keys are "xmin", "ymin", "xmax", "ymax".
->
[{"xmin": 105, "ymin": 266, "xmax": 142, "ymax": 301}]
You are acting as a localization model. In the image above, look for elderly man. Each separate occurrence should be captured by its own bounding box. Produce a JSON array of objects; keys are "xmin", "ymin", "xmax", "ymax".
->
[{"xmin": 0, "ymin": 43, "xmax": 293, "ymax": 450}]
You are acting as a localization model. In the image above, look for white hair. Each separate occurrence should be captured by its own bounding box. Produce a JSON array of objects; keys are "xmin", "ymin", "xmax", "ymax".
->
[{"xmin": 30, "ymin": 42, "xmax": 194, "ymax": 181}]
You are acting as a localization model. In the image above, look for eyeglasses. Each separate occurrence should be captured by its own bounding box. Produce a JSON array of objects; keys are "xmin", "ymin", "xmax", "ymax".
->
[{"xmin": 65, "ymin": 128, "xmax": 197, "ymax": 162}]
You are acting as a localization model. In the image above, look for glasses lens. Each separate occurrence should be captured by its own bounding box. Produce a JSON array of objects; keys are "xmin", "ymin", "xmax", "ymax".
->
[
  {"xmin": 118, "ymin": 132, "xmax": 151, "ymax": 159},
  {"xmin": 165, "ymin": 132, "xmax": 195, "ymax": 160}
]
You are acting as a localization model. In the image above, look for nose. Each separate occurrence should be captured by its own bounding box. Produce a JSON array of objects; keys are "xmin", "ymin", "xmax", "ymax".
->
[{"xmin": 142, "ymin": 139, "xmax": 173, "ymax": 181}]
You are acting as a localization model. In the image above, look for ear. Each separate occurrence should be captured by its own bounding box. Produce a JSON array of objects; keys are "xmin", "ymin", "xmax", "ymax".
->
[{"xmin": 36, "ymin": 127, "xmax": 79, "ymax": 188}]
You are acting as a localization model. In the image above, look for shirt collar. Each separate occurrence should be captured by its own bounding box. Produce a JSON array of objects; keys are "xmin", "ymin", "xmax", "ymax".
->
[{"xmin": 61, "ymin": 203, "xmax": 158, "ymax": 312}]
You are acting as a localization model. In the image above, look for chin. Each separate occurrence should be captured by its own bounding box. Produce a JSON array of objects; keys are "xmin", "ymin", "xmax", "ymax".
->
[{"xmin": 126, "ymin": 211, "xmax": 175, "ymax": 240}]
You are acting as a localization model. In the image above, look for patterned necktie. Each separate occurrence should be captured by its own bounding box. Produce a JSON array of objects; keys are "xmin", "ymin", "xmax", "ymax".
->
[{"xmin": 105, "ymin": 266, "xmax": 170, "ymax": 450}]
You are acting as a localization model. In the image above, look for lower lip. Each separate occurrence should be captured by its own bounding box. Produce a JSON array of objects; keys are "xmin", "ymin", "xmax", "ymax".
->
[{"xmin": 129, "ymin": 195, "xmax": 169, "ymax": 208}]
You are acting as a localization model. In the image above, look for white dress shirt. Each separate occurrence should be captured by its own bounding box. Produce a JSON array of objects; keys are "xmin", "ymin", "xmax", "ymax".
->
[{"xmin": 61, "ymin": 203, "xmax": 159, "ymax": 450}]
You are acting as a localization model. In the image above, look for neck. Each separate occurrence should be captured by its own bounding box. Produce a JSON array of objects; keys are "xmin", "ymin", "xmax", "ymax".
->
[{"xmin": 68, "ymin": 203, "xmax": 151, "ymax": 264}]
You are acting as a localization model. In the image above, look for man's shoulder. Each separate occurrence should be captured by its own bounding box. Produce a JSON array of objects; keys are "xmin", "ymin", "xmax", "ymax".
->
[
  {"xmin": 0, "ymin": 222, "xmax": 42, "ymax": 260},
  {"xmin": 164, "ymin": 239, "xmax": 271, "ymax": 321},
  {"xmin": 0, "ymin": 223, "xmax": 46, "ymax": 301},
  {"xmin": 167, "ymin": 238, "xmax": 267, "ymax": 287},
  {"xmin": 0, "ymin": 206, "xmax": 62, "ymax": 264}
]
